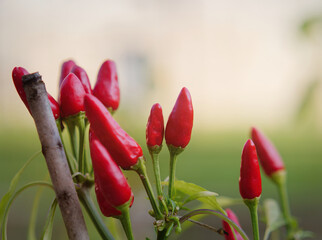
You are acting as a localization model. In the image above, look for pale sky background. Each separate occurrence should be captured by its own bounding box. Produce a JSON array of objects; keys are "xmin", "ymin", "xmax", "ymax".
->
[{"xmin": 1, "ymin": 0, "xmax": 322, "ymax": 129}]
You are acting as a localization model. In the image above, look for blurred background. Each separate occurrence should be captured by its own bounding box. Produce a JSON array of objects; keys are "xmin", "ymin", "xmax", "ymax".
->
[{"xmin": 1, "ymin": 0, "xmax": 322, "ymax": 239}]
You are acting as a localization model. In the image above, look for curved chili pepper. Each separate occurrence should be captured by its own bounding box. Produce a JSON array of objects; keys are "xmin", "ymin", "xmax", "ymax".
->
[
  {"xmin": 95, "ymin": 181, "xmax": 134, "ymax": 217},
  {"xmin": 239, "ymin": 139, "xmax": 262, "ymax": 199},
  {"xmin": 93, "ymin": 60, "xmax": 120, "ymax": 111},
  {"xmin": 12, "ymin": 67, "xmax": 60, "ymax": 119},
  {"xmin": 84, "ymin": 94, "xmax": 142, "ymax": 169},
  {"xmin": 222, "ymin": 209, "xmax": 243, "ymax": 240},
  {"xmin": 59, "ymin": 60, "xmax": 76, "ymax": 86},
  {"xmin": 59, "ymin": 73, "xmax": 86, "ymax": 118},
  {"xmin": 146, "ymin": 103, "xmax": 164, "ymax": 148},
  {"xmin": 251, "ymin": 127, "xmax": 285, "ymax": 176},
  {"xmin": 90, "ymin": 130, "xmax": 133, "ymax": 207},
  {"xmin": 165, "ymin": 87, "xmax": 193, "ymax": 148},
  {"xmin": 71, "ymin": 65, "xmax": 92, "ymax": 94},
  {"xmin": 95, "ymin": 182, "xmax": 122, "ymax": 217}
]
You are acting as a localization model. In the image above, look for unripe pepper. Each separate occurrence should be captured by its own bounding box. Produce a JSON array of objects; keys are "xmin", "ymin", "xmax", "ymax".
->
[
  {"xmin": 59, "ymin": 60, "xmax": 76, "ymax": 86},
  {"xmin": 59, "ymin": 73, "xmax": 86, "ymax": 118},
  {"xmin": 251, "ymin": 127, "xmax": 285, "ymax": 177},
  {"xmin": 84, "ymin": 94, "xmax": 142, "ymax": 169},
  {"xmin": 90, "ymin": 131, "xmax": 133, "ymax": 207},
  {"xmin": 71, "ymin": 65, "xmax": 92, "ymax": 94},
  {"xmin": 93, "ymin": 60, "xmax": 120, "ymax": 112},
  {"xmin": 222, "ymin": 209, "xmax": 243, "ymax": 240},
  {"xmin": 165, "ymin": 87, "xmax": 193, "ymax": 149},
  {"xmin": 12, "ymin": 67, "xmax": 60, "ymax": 119},
  {"xmin": 239, "ymin": 139, "xmax": 262, "ymax": 199},
  {"xmin": 146, "ymin": 103, "xmax": 164, "ymax": 150}
]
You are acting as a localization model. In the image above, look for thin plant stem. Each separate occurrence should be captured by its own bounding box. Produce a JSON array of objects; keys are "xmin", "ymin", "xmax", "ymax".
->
[
  {"xmin": 179, "ymin": 209, "xmax": 249, "ymax": 240},
  {"xmin": 76, "ymin": 116, "xmax": 86, "ymax": 174},
  {"xmin": 78, "ymin": 188, "xmax": 115, "ymax": 240},
  {"xmin": 132, "ymin": 158, "xmax": 163, "ymax": 220},
  {"xmin": 118, "ymin": 206, "xmax": 134, "ymax": 240},
  {"xmin": 151, "ymin": 152, "xmax": 169, "ymax": 215},
  {"xmin": 67, "ymin": 122, "xmax": 78, "ymax": 160},
  {"xmin": 56, "ymin": 120, "xmax": 76, "ymax": 174},
  {"xmin": 168, "ymin": 152, "xmax": 177, "ymax": 199},
  {"xmin": 277, "ymin": 180, "xmax": 294, "ymax": 236},
  {"xmin": 244, "ymin": 198, "xmax": 260, "ymax": 240}
]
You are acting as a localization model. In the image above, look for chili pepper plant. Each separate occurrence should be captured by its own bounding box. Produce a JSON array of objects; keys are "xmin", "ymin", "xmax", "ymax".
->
[{"xmin": 0, "ymin": 60, "xmax": 313, "ymax": 240}]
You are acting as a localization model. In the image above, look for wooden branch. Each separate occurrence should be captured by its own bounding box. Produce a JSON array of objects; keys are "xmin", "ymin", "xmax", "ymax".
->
[{"xmin": 22, "ymin": 72, "xmax": 89, "ymax": 240}]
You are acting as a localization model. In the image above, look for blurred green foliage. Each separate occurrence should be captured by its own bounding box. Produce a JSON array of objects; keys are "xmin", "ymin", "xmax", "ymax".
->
[{"xmin": 1, "ymin": 124, "xmax": 321, "ymax": 239}]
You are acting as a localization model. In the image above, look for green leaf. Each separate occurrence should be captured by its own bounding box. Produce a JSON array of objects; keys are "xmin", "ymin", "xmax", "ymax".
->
[
  {"xmin": 163, "ymin": 180, "xmax": 225, "ymax": 214},
  {"xmin": 0, "ymin": 151, "xmax": 41, "ymax": 224},
  {"xmin": 293, "ymin": 230, "xmax": 314, "ymax": 239},
  {"xmin": 41, "ymin": 199, "xmax": 58, "ymax": 240},
  {"xmin": 263, "ymin": 199, "xmax": 286, "ymax": 240},
  {"xmin": 1, "ymin": 182, "xmax": 53, "ymax": 240},
  {"xmin": 182, "ymin": 191, "xmax": 218, "ymax": 206},
  {"xmin": 216, "ymin": 196, "xmax": 243, "ymax": 208}
]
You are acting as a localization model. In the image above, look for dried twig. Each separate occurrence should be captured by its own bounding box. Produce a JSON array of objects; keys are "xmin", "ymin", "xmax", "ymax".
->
[{"xmin": 23, "ymin": 72, "xmax": 89, "ymax": 240}]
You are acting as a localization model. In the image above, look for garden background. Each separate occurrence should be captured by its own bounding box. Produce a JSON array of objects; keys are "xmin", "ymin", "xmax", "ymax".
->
[{"xmin": 1, "ymin": 0, "xmax": 322, "ymax": 239}]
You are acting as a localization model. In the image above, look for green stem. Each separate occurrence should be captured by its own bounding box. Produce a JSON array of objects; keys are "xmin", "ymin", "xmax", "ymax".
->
[
  {"xmin": 66, "ymin": 121, "xmax": 78, "ymax": 160},
  {"xmin": 151, "ymin": 152, "xmax": 163, "ymax": 200},
  {"xmin": 178, "ymin": 209, "xmax": 249, "ymax": 240},
  {"xmin": 151, "ymin": 152, "xmax": 169, "ymax": 215},
  {"xmin": 56, "ymin": 120, "xmax": 76, "ymax": 174},
  {"xmin": 244, "ymin": 198, "xmax": 260, "ymax": 240},
  {"xmin": 132, "ymin": 158, "xmax": 163, "ymax": 220},
  {"xmin": 76, "ymin": 117, "xmax": 86, "ymax": 174},
  {"xmin": 272, "ymin": 170, "xmax": 295, "ymax": 238},
  {"xmin": 118, "ymin": 206, "xmax": 134, "ymax": 240},
  {"xmin": 168, "ymin": 152, "xmax": 177, "ymax": 200},
  {"xmin": 78, "ymin": 188, "xmax": 115, "ymax": 240},
  {"xmin": 277, "ymin": 180, "xmax": 294, "ymax": 236}
]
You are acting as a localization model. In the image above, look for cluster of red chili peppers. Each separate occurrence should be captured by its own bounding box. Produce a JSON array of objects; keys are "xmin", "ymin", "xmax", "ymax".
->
[{"xmin": 12, "ymin": 60, "xmax": 306, "ymax": 240}]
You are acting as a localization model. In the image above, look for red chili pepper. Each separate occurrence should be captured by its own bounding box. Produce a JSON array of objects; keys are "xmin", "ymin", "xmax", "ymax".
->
[
  {"xmin": 93, "ymin": 60, "xmax": 120, "ymax": 111},
  {"xmin": 59, "ymin": 60, "xmax": 76, "ymax": 86},
  {"xmin": 90, "ymin": 131, "xmax": 133, "ymax": 207},
  {"xmin": 165, "ymin": 87, "xmax": 193, "ymax": 148},
  {"xmin": 146, "ymin": 103, "xmax": 164, "ymax": 148},
  {"xmin": 95, "ymin": 181, "xmax": 134, "ymax": 217},
  {"xmin": 251, "ymin": 127, "xmax": 285, "ymax": 176},
  {"xmin": 222, "ymin": 209, "xmax": 243, "ymax": 240},
  {"xmin": 71, "ymin": 65, "xmax": 92, "ymax": 94},
  {"xmin": 12, "ymin": 67, "xmax": 60, "ymax": 119},
  {"xmin": 95, "ymin": 182, "xmax": 122, "ymax": 217},
  {"xmin": 59, "ymin": 73, "xmax": 86, "ymax": 118},
  {"xmin": 239, "ymin": 139, "xmax": 262, "ymax": 199},
  {"xmin": 84, "ymin": 94, "xmax": 142, "ymax": 169}
]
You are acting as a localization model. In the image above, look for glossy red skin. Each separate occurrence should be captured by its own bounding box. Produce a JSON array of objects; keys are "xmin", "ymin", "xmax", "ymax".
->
[
  {"xmin": 47, "ymin": 94, "xmax": 60, "ymax": 119},
  {"xmin": 239, "ymin": 139, "xmax": 262, "ymax": 199},
  {"xmin": 85, "ymin": 94, "xmax": 142, "ymax": 169},
  {"xmin": 95, "ymin": 182, "xmax": 134, "ymax": 217},
  {"xmin": 146, "ymin": 103, "xmax": 164, "ymax": 147},
  {"xmin": 90, "ymin": 132, "xmax": 132, "ymax": 207},
  {"xmin": 165, "ymin": 87, "xmax": 193, "ymax": 148},
  {"xmin": 251, "ymin": 127, "xmax": 285, "ymax": 176},
  {"xmin": 93, "ymin": 60, "xmax": 120, "ymax": 111},
  {"xmin": 59, "ymin": 60, "xmax": 76, "ymax": 86},
  {"xmin": 59, "ymin": 73, "xmax": 86, "ymax": 118},
  {"xmin": 222, "ymin": 209, "xmax": 243, "ymax": 240},
  {"xmin": 71, "ymin": 65, "xmax": 92, "ymax": 94},
  {"xmin": 12, "ymin": 67, "xmax": 60, "ymax": 119},
  {"xmin": 95, "ymin": 182, "xmax": 122, "ymax": 217}
]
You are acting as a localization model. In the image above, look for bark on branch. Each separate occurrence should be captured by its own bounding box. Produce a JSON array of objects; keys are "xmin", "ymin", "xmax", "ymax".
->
[{"xmin": 22, "ymin": 72, "xmax": 89, "ymax": 240}]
